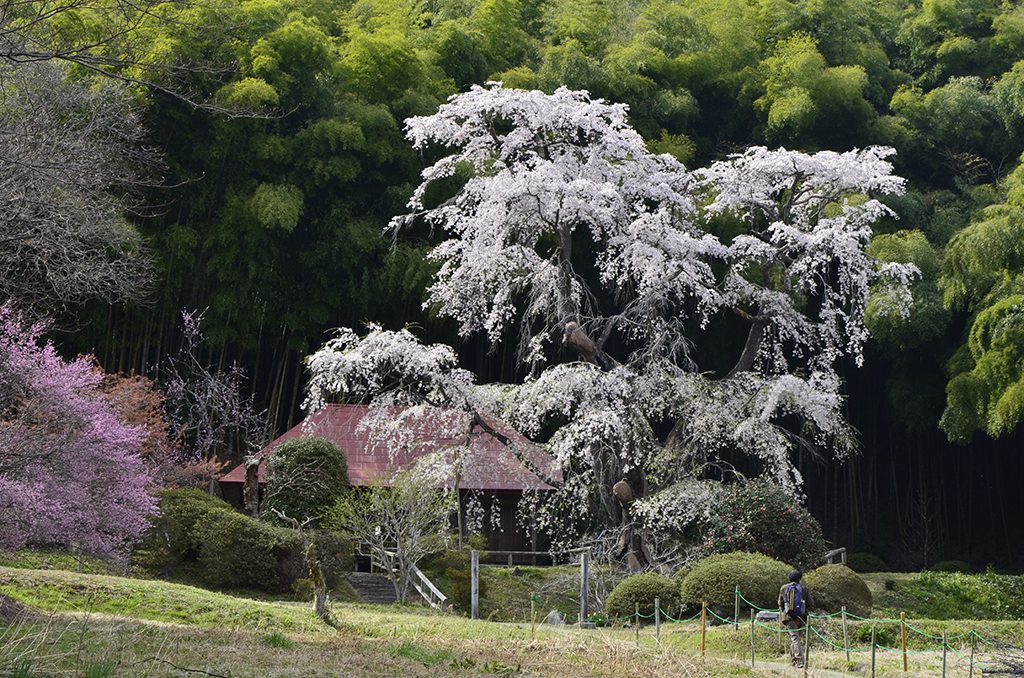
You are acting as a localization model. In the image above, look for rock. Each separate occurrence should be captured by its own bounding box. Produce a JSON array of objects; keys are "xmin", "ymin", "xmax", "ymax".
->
[
  {"xmin": 544, "ymin": 610, "xmax": 564, "ymax": 625},
  {"xmin": 511, "ymin": 567, "xmax": 523, "ymax": 576}
]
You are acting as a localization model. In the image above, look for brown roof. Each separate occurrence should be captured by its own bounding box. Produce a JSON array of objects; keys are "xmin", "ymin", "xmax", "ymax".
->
[{"xmin": 219, "ymin": 404, "xmax": 561, "ymax": 492}]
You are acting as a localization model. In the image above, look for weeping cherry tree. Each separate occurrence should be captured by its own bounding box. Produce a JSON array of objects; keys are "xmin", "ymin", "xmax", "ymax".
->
[{"xmin": 305, "ymin": 84, "xmax": 916, "ymax": 566}]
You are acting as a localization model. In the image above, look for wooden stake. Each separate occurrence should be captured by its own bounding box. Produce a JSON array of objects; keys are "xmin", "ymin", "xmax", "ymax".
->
[
  {"xmin": 734, "ymin": 586, "xmax": 740, "ymax": 632},
  {"xmin": 579, "ymin": 551, "xmax": 590, "ymax": 629},
  {"xmin": 803, "ymin": 620, "xmax": 811, "ymax": 678},
  {"xmin": 635, "ymin": 602, "xmax": 640, "ymax": 646},
  {"xmin": 700, "ymin": 602, "xmax": 706, "ymax": 658},
  {"xmin": 470, "ymin": 549, "xmax": 479, "ymax": 620},
  {"xmin": 900, "ymin": 611, "xmax": 908, "ymax": 673},
  {"xmin": 530, "ymin": 593, "xmax": 536, "ymax": 640},
  {"xmin": 970, "ymin": 628, "xmax": 976, "ymax": 677},
  {"xmin": 655, "ymin": 597, "xmax": 661, "ymax": 647},
  {"xmin": 942, "ymin": 631, "xmax": 947, "ymax": 677},
  {"xmin": 871, "ymin": 625, "xmax": 877, "ymax": 678},
  {"xmin": 842, "ymin": 606, "xmax": 850, "ymax": 664},
  {"xmin": 749, "ymin": 609, "xmax": 755, "ymax": 667}
]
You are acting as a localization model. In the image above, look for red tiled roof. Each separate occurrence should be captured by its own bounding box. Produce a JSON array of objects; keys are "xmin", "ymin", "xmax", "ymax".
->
[{"xmin": 219, "ymin": 404, "xmax": 561, "ymax": 492}]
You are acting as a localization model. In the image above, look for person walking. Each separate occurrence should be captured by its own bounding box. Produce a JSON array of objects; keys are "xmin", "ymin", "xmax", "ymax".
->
[{"xmin": 779, "ymin": 569, "xmax": 813, "ymax": 668}]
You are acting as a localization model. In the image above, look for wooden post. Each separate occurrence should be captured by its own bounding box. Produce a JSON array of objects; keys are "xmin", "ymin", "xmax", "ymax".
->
[
  {"xmin": 803, "ymin": 620, "xmax": 811, "ymax": 678},
  {"xmin": 842, "ymin": 606, "xmax": 850, "ymax": 664},
  {"xmin": 871, "ymin": 625, "xmax": 877, "ymax": 678},
  {"xmin": 900, "ymin": 611, "xmax": 908, "ymax": 673},
  {"xmin": 749, "ymin": 608, "xmax": 755, "ymax": 667},
  {"xmin": 700, "ymin": 602, "xmax": 707, "ymax": 658},
  {"xmin": 530, "ymin": 592, "xmax": 536, "ymax": 640},
  {"xmin": 969, "ymin": 629, "xmax": 976, "ymax": 677},
  {"xmin": 635, "ymin": 603, "xmax": 640, "ymax": 646},
  {"xmin": 734, "ymin": 586, "xmax": 740, "ymax": 632},
  {"xmin": 942, "ymin": 631, "xmax": 947, "ymax": 678},
  {"xmin": 655, "ymin": 597, "xmax": 661, "ymax": 647},
  {"xmin": 579, "ymin": 551, "xmax": 590, "ymax": 628},
  {"xmin": 471, "ymin": 549, "xmax": 479, "ymax": 620}
]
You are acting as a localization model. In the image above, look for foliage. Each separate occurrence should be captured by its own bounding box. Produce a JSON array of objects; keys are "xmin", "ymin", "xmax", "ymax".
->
[
  {"xmin": 697, "ymin": 480, "xmax": 827, "ymax": 570},
  {"xmin": 803, "ymin": 564, "xmax": 872, "ymax": 617},
  {"xmin": 846, "ymin": 552, "xmax": 890, "ymax": 574},
  {"xmin": 897, "ymin": 570, "xmax": 1024, "ymax": 620},
  {"xmin": 0, "ymin": 305, "xmax": 156, "ymax": 557},
  {"xmin": 680, "ymin": 552, "xmax": 790, "ymax": 612},
  {"xmin": 192, "ymin": 507, "xmax": 302, "ymax": 591},
  {"xmin": 929, "ymin": 560, "xmax": 973, "ymax": 573},
  {"xmin": 144, "ymin": 488, "xmax": 233, "ymax": 562},
  {"xmin": 605, "ymin": 573, "xmax": 680, "ymax": 620},
  {"xmin": 326, "ymin": 471, "xmax": 455, "ymax": 603},
  {"xmin": 263, "ymin": 437, "xmax": 350, "ymax": 524}
]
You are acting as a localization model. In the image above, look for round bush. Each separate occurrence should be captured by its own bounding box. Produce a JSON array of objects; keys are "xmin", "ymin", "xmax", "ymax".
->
[
  {"xmin": 263, "ymin": 437, "xmax": 350, "ymax": 523},
  {"xmin": 680, "ymin": 551, "xmax": 791, "ymax": 612},
  {"xmin": 193, "ymin": 508, "xmax": 301, "ymax": 591},
  {"xmin": 847, "ymin": 552, "xmax": 889, "ymax": 573},
  {"xmin": 606, "ymin": 573, "xmax": 681, "ymax": 620},
  {"xmin": 143, "ymin": 488, "xmax": 234, "ymax": 562},
  {"xmin": 701, "ymin": 480, "xmax": 827, "ymax": 569},
  {"xmin": 803, "ymin": 564, "xmax": 872, "ymax": 617}
]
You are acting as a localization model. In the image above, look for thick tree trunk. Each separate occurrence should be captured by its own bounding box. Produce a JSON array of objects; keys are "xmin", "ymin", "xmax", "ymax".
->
[
  {"xmin": 726, "ymin": 316, "xmax": 768, "ymax": 378},
  {"xmin": 243, "ymin": 456, "xmax": 260, "ymax": 517}
]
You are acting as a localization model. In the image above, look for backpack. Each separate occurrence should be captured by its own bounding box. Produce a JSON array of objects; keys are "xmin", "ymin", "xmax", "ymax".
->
[{"xmin": 783, "ymin": 583, "xmax": 806, "ymax": 617}]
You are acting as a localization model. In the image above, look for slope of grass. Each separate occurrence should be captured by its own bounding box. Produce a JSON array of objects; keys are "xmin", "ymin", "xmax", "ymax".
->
[{"xmin": 0, "ymin": 549, "xmax": 118, "ymax": 576}]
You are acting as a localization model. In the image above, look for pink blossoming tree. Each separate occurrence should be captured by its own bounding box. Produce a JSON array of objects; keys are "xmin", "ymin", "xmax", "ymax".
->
[{"xmin": 0, "ymin": 305, "xmax": 157, "ymax": 556}]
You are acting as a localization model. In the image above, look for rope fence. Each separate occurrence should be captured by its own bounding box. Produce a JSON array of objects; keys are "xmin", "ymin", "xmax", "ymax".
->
[{"xmin": 589, "ymin": 587, "xmax": 1013, "ymax": 676}]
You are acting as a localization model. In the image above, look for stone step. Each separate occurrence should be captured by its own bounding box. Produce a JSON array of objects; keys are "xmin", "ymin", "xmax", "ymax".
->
[{"xmin": 346, "ymin": 572, "xmax": 398, "ymax": 604}]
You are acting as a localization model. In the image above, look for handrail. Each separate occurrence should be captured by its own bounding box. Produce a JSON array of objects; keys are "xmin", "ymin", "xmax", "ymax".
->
[
  {"xmin": 825, "ymin": 547, "xmax": 847, "ymax": 565},
  {"xmin": 378, "ymin": 547, "xmax": 448, "ymax": 612}
]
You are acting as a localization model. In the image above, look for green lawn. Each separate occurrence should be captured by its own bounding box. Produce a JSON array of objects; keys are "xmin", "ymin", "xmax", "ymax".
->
[{"xmin": 2, "ymin": 565, "xmax": 1023, "ymax": 676}]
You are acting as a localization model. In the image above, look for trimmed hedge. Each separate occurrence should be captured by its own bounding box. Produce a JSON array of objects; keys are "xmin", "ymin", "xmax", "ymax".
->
[
  {"xmin": 263, "ymin": 437, "xmax": 350, "ymax": 524},
  {"xmin": 606, "ymin": 573, "xmax": 681, "ymax": 620},
  {"xmin": 139, "ymin": 487, "xmax": 351, "ymax": 593},
  {"xmin": 803, "ymin": 564, "xmax": 872, "ymax": 617},
  {"xmin": 680, "ymin": 551, "xmax": 791, "ymax": 612},
  {"xmin": 846, "ymin": 552, "xmax": 889, "ymax": 573}
]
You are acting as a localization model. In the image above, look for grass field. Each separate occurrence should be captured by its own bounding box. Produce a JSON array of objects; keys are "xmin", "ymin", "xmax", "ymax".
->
[{"xmin": 1, "ymin": 565, "xmax": 1021, "ymax": 677}]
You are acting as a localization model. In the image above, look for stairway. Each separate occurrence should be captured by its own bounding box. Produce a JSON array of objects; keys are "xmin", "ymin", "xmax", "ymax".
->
[{"xmin": 346, "ymin": 572, "xmax": 398, "ymax": 604}]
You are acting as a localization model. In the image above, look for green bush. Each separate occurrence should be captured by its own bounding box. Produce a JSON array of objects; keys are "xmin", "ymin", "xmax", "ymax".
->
[
  {"xmin": 263, "ymin": 437, "xmax": 350, "ymax": 524},
  {"xmin": 846, "ymin": 552, "xmax": 889, "ymax": 573},
  {"xmin": 928, "ymin": 560, "xmax": 972, "ymax": 573},
  {"xmin": 700, "ymin": 480, "xmax": 828, "ymax": 569},
  {"xmin": 803, "ymin": 564, "xmax": 872, "ymax": 617},
  {"xmin": 420, "ymin": 549, "xmax": 487, "ymax": 613},
  {"xmin": 606, "ymin": 573, "xmax": 681, "ymax": 621},
  {"xmin": 680, "ymin": 551, "xmax": 790, "ymax": 612},
  {"xmin": 193, "ymin": 508, "xmax": 302, "ymax": 591},
  {"xmin": 147, "ymin": 488, "xmax": 234, "ymax": 561}
]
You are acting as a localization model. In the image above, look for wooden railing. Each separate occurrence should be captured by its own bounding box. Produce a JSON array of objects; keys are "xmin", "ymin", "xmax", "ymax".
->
[
  {"xmin": 825, "ymin": 547, "xmax": 847, "ymax": 565},
  {"xmin": 365, "ymin": 546, "xmax": 448, "ymax": 612}
]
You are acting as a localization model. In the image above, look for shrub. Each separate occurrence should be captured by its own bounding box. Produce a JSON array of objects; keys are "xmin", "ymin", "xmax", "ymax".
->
[
  {"xmin": 700, "ymin": 480, "xmax": 828, "ymax": 569},
  {"xmin": 898, "ymin": 571, "xmax": 1024, "ymax": 620},
  {"xmin": 847, "ymin": 552, "xmax": 889, "ymax": 573},
  {"xmin": 680, "ymin": 551, "xmax": 791, "ymax": 612},
  {"xmin": 929, "ymin": 560, "xmax": 972, "ymax": 573},
  {"xmin": 140, "ymin": 489, "xmax": 234, "ymax": 561},
  {"xmin": 193, "ymin": 508, "xmax": 301, "ymax": 591},
  {"xmin": 803, "ymin": 564, "xmax": 872, "ymax": 617},
  {"xmin": 263, "ymin": 437, "xmax": 350, "ymax": 523},
  {"xmin": 606, "ymin": 573, "xmax": 681, "ymax": 620}
]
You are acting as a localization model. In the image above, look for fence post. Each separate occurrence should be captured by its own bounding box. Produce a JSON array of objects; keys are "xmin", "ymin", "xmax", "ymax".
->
[
  {"xmin": 579, "ymin": 551, "xmax": 590, "ymax": 629},
  {"xmin": 749, "ymin": 608, "xmax": 755, "ymax": 667},
  {"xmin": 530, "ymin": 592, "xmax": 536, "ymax": 640},
  {"xmin": 635, "ymin": 603, "xmax": 640, "ymax": 646},
  {"xmin": 900, "ymin": 611, "xmax": 908, "ymax": 673},
  {"xmin": 655, "ymin": 597, "xmax": 661, "ymax": 647},
  {"xmin": 970, "ymin": 629, "xmax": 976, "ymax": 677},
  {"xmin": 803, "ymin": 620, "xmax": 811, "ymax": 678},
  {"xmin": 470, "ymin": 549, "xmax": 479, "ymax": 620},
  {"xmin": 942, "ymin": 631, "xmax": 947, "ymax": 678},
  {"xmin": 842, "ymin": 606, "xmax": 850, "ymax": 664},
  {"xmin": 700, "ymin": 602, "xmax": 706, "ymax": 658},
  {"xmin": 734, "ymin": 586, "xmax": 740, "ymax": 632},
  {"xmin": 871, "ymin": 624, "xmax": 877, "ymax": 678}
]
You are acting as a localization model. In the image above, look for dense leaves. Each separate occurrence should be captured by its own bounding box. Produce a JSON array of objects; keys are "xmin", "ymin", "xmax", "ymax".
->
[{"xmin": 263, "ymin": 437, "xmax": 350, "ymax": 523}]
